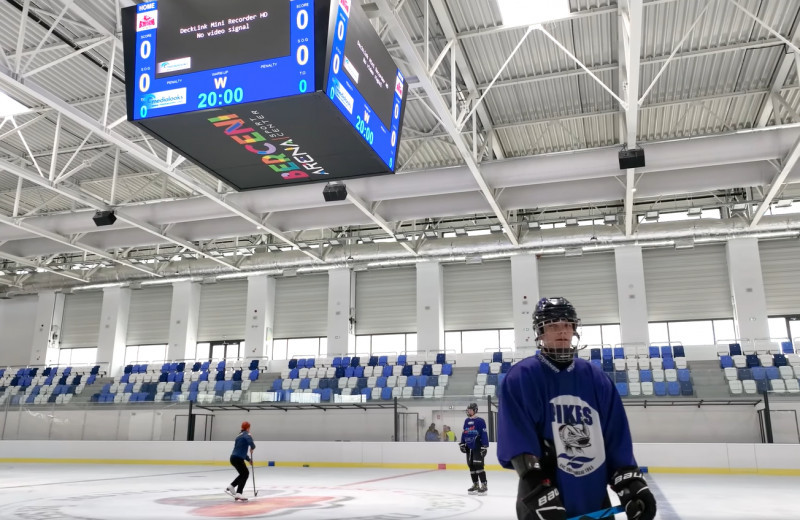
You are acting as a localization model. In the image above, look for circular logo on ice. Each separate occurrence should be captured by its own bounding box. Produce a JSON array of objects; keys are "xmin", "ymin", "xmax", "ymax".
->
[{"xmin": 0, "ymin": 484, "xmax": 481, "ymax": 519}]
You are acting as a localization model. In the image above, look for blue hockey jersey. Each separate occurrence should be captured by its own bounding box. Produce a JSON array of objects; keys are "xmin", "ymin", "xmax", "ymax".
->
[
  {"xmin": 461, "ymin": 416, "xmax": 489, "ymax": 450},
  {"xmin": 497, "ymin": 354, "xmax": 637, "ymax": 517}
]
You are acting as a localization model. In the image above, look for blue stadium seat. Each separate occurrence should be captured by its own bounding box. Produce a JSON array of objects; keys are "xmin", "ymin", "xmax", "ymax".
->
[
  {"xmin": 590, "ymin": 348, "xmax": 601, "ymax": 360},
  {"xmin": 613, "ymin": 347, "xmax": 624, "ymax": 359},
  {"xmin": 299, "ymin": 378, "xmax": 310, "ymax": 389},
  {"xmin": 737, "ymin": 368, "xmax": 752, "ymax": 380},
  {"xmin": 215, "ymin": 371, "xmax": 225, "ymax": 381},
  {"xmin": 320, "ymin": 388, "xmax": 331, "ymax": 402},
  {"xmin": 781, "ymin": 341, "xmax": 793, "ymax": 354},
  {"xmin": 745, "ymin": 354, "xmax": 759, "ymax": 368},
  {"xmin": 360, "ymin": 387, "xmax": 371, "ymax": 400},
  {"xmin": 319, "ymin": 378, "xmax": 329, "ymax": 389},
  {"xmin": 478, "ymin": 363, "xmax": 490, "ymax": 374},
  {"xmin": 442, "ymin": 363, "xmax": 453, "ymax": 376},
  {"xmin": 402, "ymin": 365, "xmax": 412, "ymax": 376},
  {"xmin": 421, "ymin": 364, "xmax": 432, "ymax": 376},
  {"xmin": 616, "ymin": 383, "xmax": 628, "ymax": 397},
  {"xmin": 345, "ymin": 366, "xmax": 355, "ymax": 378},
  {"xmin": 378, "ymin": 355, "xmax": 388, "ymax": 366},
  {"xmin": 357, "ymin": 377, "xmax": 368, "ymax": 389},
  {"xmin": 677, "ymin": 369, "xmax": 690, "ymax": 382},
  {"xmin": 614, "ymin": 371, "xmax": 627, "ymax": 383},
  {"xmin": 412, "ymin": 386, "xmax": 423, "ymax": 397},
  {"xmin": 487, "ymin": 374, "xmax": 498, "ymax": 386},
  {"xmin": 773, "ymin": 354, "xmax": 787, "ymax": 367},
  {"xmin": 192, "ymin": 362, "xmax": 202, "ymax": 372},
  {"xmin": 765, "ymin": 367, "xmax": 779, "ymax": 380},
  {"xmin": 355, "ymin": 366, "xmax": 364, "ymax": 377},
  {"xmin": 680, "ymin": 381, "xmax": 693, "ymax": 396},
  {"xmin": 248, "ymin": 360, "xmax": 259, "ymax": 371},
  {"xmin": 755, "ymin": 379, "xmax": 769, "ymax": 393},
  {"xmin": 729, "ymin": 343, "xmax": 742, "ymax": 356},
  {"xmin": 498, "ymin": 373, "xmax": 506, "ymax": 386},
  {"xmin": 667, "ymin": 381, "xmax": 680, "ymax": 396},
  {"xmin": 407, "ymin": 376, "xmax": 418, "ymax": 388},
  {"xmin": 673, "ymin": 346, "xmax": 685, "ymax": 357},
  {"xmin": 397, "ymin": 355, "xmax": 407, "ymax": 365},
  {"xmin": 332, "ymin": 357, "xmax": 342, "ymax": 368},
  {"xmin": 654, "ymin": 382, "xmax": 667, "ymax": 396},
  {"xmin": 492, "ymin": 352, "xmax": 503, "ymax": 363},
  {"xmin": 661, "ymin": 346, "xmax": 673, "ymax": 358},
  {"xmin": 375, "ymin": 376, "xmax": 386, "ymax": 388},
  {"xmin": 335, "ymin": 366, "xmax": 346, "ymax": 378},
  {"xmin": 436, "ymin": 353, "xmax": 446, "ymax": 364},
  {"xmin": 368, "ymin": 356, "xmax": 379, "ymax": 366},
  {"xmin": 602, "ymin": 348, "xmax": 612, "ymax": 360},
  {"xmin": 306, "ymin": 358, "xmax": 315, "ymax": 368},
  {"xmin": 602, "ymin": 359, "xmax": 613, "ymax": 372},
  {"xmin": 649, "ymin": 346, "xmax": 660, "ymax": 358},
  {"xmin": 351, "ymin": 357, "xmax": 360, "ymax": 367},
  {"xmin": 501, "ymin": 362, "xmax": 511, "ymax": 373},
  {"xmin": 640, "ymin": 370, "xmax": 653, "ymax": 383},
  {"xmin": 124, "ymin": 364, "xmax": 133, "ymax": 374},
  {"xmin": 289, "ymin": 368, "xmax": 300, "ymax": 379},
  {"xmin": 417, "ymin": 375, "xmax": 428, "ymax": 387},
  {"xmin": 720, "ymin": 355, "xmax": 733, "ymax": 368},
  {"xmin": 428, "ymin": 375, "xmax": 438, "ymax": 387},
  {"xmin": 751, "ymin": 367, "xmax": 766, "ymax": 380},
  {"xmin": 86, "ymin": 374, "xmax": 96, "ymax": 385},
  {"xmin": 662, "ymin": 357, "xmax": 676, "ymax": 370},
  {"xmin": 272, "ymin": 379, "xmax": 282, "ymax": 391},
  {"xmin": 341, "ymin": 356, "xmax": 351, "ymax": 368},
  {"xmin": 381, "ymin": 387, "xmax": 393, "ymax": 400},
  {"xmin": 297, "ymin": 359, "xmax": 306, "ymax": 369},
  {"xmin": 200, "ymin": 361, "xmax": 210, "ymax": 371},
  {"xmin": 382, "ymin": 365, "xmax": 393, "ymax": 377}
]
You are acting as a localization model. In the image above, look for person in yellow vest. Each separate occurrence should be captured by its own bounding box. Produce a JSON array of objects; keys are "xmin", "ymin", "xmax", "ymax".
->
[{"xmin": 443, "ymin": 424, "xmax": 456, "ymax": 442}]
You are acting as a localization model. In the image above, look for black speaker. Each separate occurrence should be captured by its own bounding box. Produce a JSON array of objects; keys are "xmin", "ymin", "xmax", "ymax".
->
[
  {"xmin": 618, "ymin": 148, "xmax": 645, "ymax": 169},
  {"xmin": 92, "ymin": 210, "xmax": 117, "ymax": 227},
  {"xmin": 323, "ymin": 183, "xmax": 348, "ymax": 202}
]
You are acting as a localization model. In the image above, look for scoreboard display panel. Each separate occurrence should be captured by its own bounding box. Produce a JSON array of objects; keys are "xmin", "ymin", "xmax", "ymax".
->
[
  {"xmin": 325, "ymin": 0, "xmax": 405, "ymax": 170},
  {"xmin": 124, "ymin": 0, "xmax": 314, "ymax": 120},
  {"xmin": 122, "ymin": 0, "xmax": 407, "ymax": 189}
]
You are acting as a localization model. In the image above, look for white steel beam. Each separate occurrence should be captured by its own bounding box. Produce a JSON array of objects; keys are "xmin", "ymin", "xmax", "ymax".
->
[
  {"xmin": 750, "ymin": 133, "xmax": 800, "ymax": 228},
  {"xmin": 346, "ymin": 191, "xmax": 417, "ymax": 256},
  {"xmin": 619, "ymin": 0, "xmax": 643, "ymax": 237},
  {"xmin": 429, "ymin": 0, "xmax": 505, "ymax": 159},
  {"xmin": 375, "ymin": 0, "xmax": 518, "ymax": 246},
  {"xmin": 0, "ymin": 250, "xmax": 86, "ymax": 283}
]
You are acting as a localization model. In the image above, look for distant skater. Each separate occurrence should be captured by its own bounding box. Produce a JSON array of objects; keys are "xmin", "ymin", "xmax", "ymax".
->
[{"xmin": 226, "ymin": 421, "xmax": 255, "ymax": 501}]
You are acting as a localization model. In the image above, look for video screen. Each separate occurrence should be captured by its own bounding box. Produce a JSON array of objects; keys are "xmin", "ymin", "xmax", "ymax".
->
[
  {"xmin": 154, "ymin": 0, "xmax": 291, "ymax": 78},
  {"xmin": 340, "ymin": 2, "xmax": 397, "ymax": 128}
]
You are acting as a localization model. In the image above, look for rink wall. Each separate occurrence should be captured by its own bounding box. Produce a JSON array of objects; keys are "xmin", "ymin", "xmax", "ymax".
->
[{"xmin": 0, "ymin": 441, "xmax": 799, "ymax": 475}]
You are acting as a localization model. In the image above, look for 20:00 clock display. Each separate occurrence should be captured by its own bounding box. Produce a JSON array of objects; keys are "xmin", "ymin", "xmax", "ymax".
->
[{"xmin": 197, "ymin": 87, "xmax": 245, "ymax": 109}]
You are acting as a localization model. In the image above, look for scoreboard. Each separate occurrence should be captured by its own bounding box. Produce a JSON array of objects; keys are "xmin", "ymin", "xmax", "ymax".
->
[{"xmin": 122, "ymin": 0, "xmax": 407, "ymax": 190}]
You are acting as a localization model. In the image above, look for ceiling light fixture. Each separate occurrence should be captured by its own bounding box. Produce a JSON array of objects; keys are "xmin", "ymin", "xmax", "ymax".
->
[{"xmin": 496, "ymin": 0, "xmax": 571, "ymax": 28}]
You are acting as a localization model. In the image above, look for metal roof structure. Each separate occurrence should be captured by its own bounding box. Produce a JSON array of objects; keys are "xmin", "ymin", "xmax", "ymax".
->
[{"xmin": 2, "ymin": 0, "xmax": 800, "ymax": 293}]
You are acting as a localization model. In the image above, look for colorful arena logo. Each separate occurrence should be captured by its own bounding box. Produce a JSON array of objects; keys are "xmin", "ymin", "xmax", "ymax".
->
[{"xmin": 208, "ymin": 113, "xmax": 328, "ymax": 181}]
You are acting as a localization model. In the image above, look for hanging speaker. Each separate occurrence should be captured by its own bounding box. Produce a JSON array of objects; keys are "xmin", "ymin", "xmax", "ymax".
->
[
  {"xmin": 92, "ymin": 210, "xmax": 117, "ymax": 226},
  {"xmin": 618, "ymin": 148, "xmax": 645, "ymax": 169}
]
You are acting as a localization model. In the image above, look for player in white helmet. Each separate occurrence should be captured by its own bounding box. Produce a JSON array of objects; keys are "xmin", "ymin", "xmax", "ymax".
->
[{"xmin": 497, "ymin": 297, "xmax": 656, "ymax": 520}]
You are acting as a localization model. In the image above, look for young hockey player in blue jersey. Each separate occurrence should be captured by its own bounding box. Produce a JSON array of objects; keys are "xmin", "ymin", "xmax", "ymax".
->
[
  {"xmin": 497, "ymin": 297, "xmax": 656, "ymax": 520},
  {"xmin": 460, "ymin": 402, "xmax": 489, "ymax": 495}
]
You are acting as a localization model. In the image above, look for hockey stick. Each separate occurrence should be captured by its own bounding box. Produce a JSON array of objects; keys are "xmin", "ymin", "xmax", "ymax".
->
[
  {"xmin": 567, "ymin": 505, "xmax": 624, "ymax": 520},
  {"xmin": 250, "ymin": 459, "xmax": 258, "ymax": 496}
]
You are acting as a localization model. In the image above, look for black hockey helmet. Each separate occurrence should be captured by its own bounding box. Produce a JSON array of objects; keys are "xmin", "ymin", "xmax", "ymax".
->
[
  {"xmin": 466, "ymin": 402, "xmax": 478, "ymax": 416},
  {"xmin": 533, "ymin": 297, "xmax": 581, "ymax": 362}
]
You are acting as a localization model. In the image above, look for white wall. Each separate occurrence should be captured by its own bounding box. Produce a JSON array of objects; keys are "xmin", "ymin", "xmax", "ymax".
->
[
  {"xmin": 1, "ymin": 440, "xmax": 799, "ymax": 474},
  {"xmin": 0, "ymin": 295, "xmax": 37, "ymax": 366}
]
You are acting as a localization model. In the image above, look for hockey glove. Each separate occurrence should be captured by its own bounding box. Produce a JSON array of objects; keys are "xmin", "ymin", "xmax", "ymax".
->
[
  {"xmin": 480, "ymin": 447, "xmax": 487, "ymax": 458},
  {"xmin": 517, "ymin": 480, "xmax": 566, "ymax": 520},
  {"xmin": 610, "ymin": 467, "xmax": 657, "ymax": 520},
  {"xmin": 459, "ymin": 443, "xmax": 467, "ymax": 454},
  {"xmin": 513, "ymin": 454, "xmax": 565, "ymax": 520}
]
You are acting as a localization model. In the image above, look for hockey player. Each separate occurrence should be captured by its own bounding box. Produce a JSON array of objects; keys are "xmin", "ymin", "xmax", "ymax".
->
[
  {"xmin": 226, "ymin": 421, "xmax": 256, "ymax": 501},
  {"xmin": 497, "ymin": 297, "xmax": 656, "ymax": 520},
  {"xmin": 460, "ymin": 402, "xmax": 489, "ymax": 495}
]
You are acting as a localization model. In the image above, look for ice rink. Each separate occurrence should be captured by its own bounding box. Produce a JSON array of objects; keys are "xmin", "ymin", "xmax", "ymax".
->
[{"xmin": 0, "ymin": 463, "xmax": 797, "ymax": 519}]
